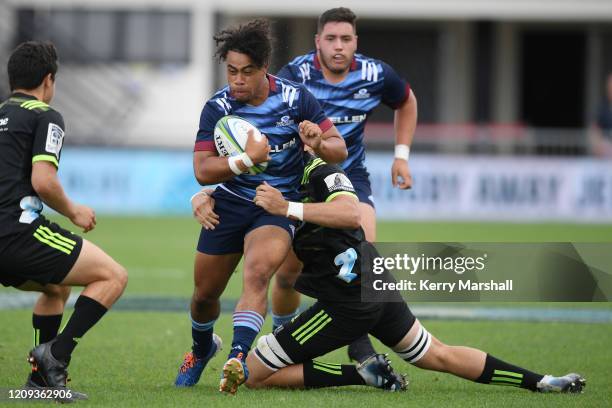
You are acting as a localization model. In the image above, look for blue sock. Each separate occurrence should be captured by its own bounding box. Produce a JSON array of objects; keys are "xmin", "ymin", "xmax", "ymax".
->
[
  {"xmin": 191, "ymin": 314, "xmax": 215, "ymax": 359},
  {"xmin": 272, "ymin": 308, "xmax": 299, "ymax": 332},
  {"xmin": 229, "ymin": 311, "xmax": 264, "ymax": 361}
]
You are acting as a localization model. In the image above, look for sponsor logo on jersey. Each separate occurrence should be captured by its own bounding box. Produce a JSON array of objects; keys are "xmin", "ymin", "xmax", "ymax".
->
[
  {"xmin": 324, "ymin": 173, "xmax": 355, "ymax": 193},
  {"xmin": 0, "ymin": 117, "xmax": 8, "ymax": 126},
  {"xmin": 329, "ymin": 114, "xmax": 367, "ymax": 124},
  {"xmin": 45, "ymin": 123, "xmax": 64, "ymax": 156},
  {"xmin": 270, "ymin": 137, "xmax": 298, "ymax": 153},
  {"xmin": 353, "ymin": 88, "xmax": 371, "ymax": 99},
  {"xmin": 276, "ymin": 115, "xmax": 295, "ymax": 127}
]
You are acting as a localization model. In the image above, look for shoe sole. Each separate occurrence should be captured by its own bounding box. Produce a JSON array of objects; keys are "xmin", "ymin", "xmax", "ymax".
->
[
  {"xmin": 565, "ymin": 377, "xmax": 586, "ymax": 393},
  {"xmin": 219, "ymin": 358, "xmax": 245, "ymax": 395}
]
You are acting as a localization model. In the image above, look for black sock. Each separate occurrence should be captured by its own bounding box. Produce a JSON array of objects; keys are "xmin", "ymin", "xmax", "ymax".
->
[
  {"xmin": 303, "ymin": 360, "xmax": 365, "ymax": 388},
  {"xmin": 33, "ymin": 314, "xmax": 63, "ymax": 346},
  {"xmin": 31, "ymin": 314, "xmax": 63, "ymax": 385},
  {"xmin": 347, "ymin": 335, "xmax": 376, "ymax": 364},
  {"xmin": 51, "ymin": 296, "xmax": 107, "ymax": 362},
  {"xmin": 476, "ymin": 354, "xmax": 544, "ymax": 391}
]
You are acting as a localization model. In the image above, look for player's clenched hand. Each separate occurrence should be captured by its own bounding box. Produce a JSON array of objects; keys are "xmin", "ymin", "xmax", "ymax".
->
[
  {"xmin": 245, "ymin": 129, "xmax": 271, "ymax": 164},
  {"xmin": 254, "ymin": 182, "xmax": 288, "ymax": 216},
  {"xmin": 191, "ymin": 190, "xmax": 219, "ymax": 230},
  {"xmin": 70, "ymin": 204, "xmax": 96, "ymax": 233},
  {"xmin": 298, "ymin": 120, "xmax": 322, "ymax": 150},
  {"xmin": 391, "ymin": 158, "xmax": 412, "ymax": 189}
]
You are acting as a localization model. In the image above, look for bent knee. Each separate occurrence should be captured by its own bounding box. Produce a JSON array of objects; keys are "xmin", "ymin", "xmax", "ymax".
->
[
  {"xmin": 115, "ymin": 264, "xmax": 128, "ymax": 288},
  {"xmin": 192, "ymin": 284, "xmax": 221, "ymax": 306},
  {"xmin": 43, "ymin": 284, "xmax": 71, "ymax": 300},
  {"xmin": 108, "ymin": 263, "xmax": 128, "ymax": 291},
  {"xmin": 243, "ymin": 264, "xmax": 273, "ymax": 290},
  {"xmin": 275, "ymin": 270, "xmax": 298, "ymax": 289}
]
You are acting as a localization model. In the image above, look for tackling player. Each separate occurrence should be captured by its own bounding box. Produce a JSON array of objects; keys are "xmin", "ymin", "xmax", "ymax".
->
[
  {"xmin": 272, "ymin": 6, "xmax": 417, "ymax": 364},
  {"xmin": 0, "ymin": 41, "xmax": 128, "ymax": 402},
  {"xmin": 195, "ymin": 154, "xmax": 586, "ymax": 395},
  {"xmin": 174, "ymin": 20, "xmax": 347, "ymax": 394}
]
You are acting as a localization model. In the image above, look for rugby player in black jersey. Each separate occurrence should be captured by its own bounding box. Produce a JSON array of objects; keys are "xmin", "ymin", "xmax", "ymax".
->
[
  {"xmin": 192, "ymin": 153, "xmax": 585, "ymax": 395},
  {"xmin": 0, "ymin": 41, "xmax": 127, "ymax": 402}
]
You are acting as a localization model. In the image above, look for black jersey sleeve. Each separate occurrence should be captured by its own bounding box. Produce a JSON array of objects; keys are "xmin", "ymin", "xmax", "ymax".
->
[
  {"xmin": 308, "ymin": 163, "xmax": 358, "ymax": 203},
  {"xmin": 32, "ymin": 110, "xmax": 65, "ymax": 168}
]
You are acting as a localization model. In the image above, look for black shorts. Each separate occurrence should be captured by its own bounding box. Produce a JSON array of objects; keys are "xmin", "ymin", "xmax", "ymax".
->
[
  {"xmin": 273, "ymin": 300, "xmax": 415, "ymax": 364},
  {"xmin": 0, "ymin": 216, "xmax": 83, "ymax": 288}
]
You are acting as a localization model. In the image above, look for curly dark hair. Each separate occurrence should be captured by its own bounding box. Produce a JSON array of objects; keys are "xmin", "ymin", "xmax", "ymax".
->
[
  {"xmin": 8, "ymin": 41, "xmax": 58, "ymax": 91},
  {"xmin": 317, "ymin": 7, "xmax": 357, "ymax": 33},
  {"xmin": 214, "ymin": 19, "xmax": 272, "ymax": 68}
]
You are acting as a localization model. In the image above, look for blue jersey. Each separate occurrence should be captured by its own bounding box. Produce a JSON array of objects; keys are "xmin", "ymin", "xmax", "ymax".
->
[
  {"xmin": 277, "ymin": 52, "xmax": 409, "ymax": 171},
  {"xmin": 195, "ymin": 74, "xmax": 332, "ymax": 201}
]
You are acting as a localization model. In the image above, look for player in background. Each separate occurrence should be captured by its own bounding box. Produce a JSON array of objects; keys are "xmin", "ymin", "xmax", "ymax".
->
[
  {"xmin": 194, "ymin": 154, "xmax": 586, "ymax": 395},
  {"xmin": 272, "ymin": 6, "xmax": 417, "ymax": 364},
  {"xmin": 0, "ymin": 41, "xmax": 128, "ymax": 402},
  {"xmin": 174, "ymin": 20, "xmax": 346, "ymax": 394}
]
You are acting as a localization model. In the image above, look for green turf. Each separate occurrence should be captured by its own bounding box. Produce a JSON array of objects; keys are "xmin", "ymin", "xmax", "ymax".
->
[
  {"xmin": 0, "ymin": 310, "xmax": 609, "ymax": 407},
  {"xmin": 1, "ymin": 217, "xmax": 610, "ymax": 406},
  {"xmin": 13, "ymin": 216, "xmax": 608, "ymax": 297}
]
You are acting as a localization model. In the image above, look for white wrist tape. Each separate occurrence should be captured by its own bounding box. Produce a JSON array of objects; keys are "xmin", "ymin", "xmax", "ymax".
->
[
  {"xmin": 228, "ymin": 156, "xmax": 243, "ymax": 175},
  {"xmin": 190, "ymin": 191, "xmax": 208, "ymax": 203},
  {"xmin": 286, "ymin": 202, "xmax": 304, "ymax": 221},
  {"xmin": 395, "ymin": 144, "xmax": 410, "ymax": 161},
  {"xmin": 239, "ymin": 152, "xmax": 254, "ymax": 168}
]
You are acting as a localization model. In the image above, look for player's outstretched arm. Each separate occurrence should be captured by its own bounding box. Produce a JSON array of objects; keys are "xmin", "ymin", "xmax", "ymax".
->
[
  {"xmin": 254, "ymin": 182, "xmax": 360, "ymax": 229},
  {"xmin": 31, "ymin": 161, "xmax": 96, "ymax": 232},
  {"xmin": 299, "ymin": 121, "xmax": 347, "ymax": 165},
  {"xmin": 391, "ymin": 89, "xmax": 417, "ymax": 189}
]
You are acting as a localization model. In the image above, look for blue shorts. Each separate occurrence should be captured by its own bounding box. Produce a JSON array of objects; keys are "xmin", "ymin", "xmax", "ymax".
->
[
  {"xmin": 197, "ymin": 187, "xmax": 297, "ymax": 255},
  {"xmin": 345, "ymin": 166, "xmax": 374, "ymax": 208}
]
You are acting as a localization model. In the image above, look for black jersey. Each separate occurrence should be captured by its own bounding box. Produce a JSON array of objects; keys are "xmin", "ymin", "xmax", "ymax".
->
[
  {"xmin": 0, "ymin": 93, "xmax": 65, "ymax": 239},
  {"xmin": 293, "ymin": 156, "xmax": 374, "ymax": 303}
]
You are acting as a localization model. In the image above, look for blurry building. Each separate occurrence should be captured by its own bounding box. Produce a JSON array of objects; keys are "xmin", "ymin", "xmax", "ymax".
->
[{"xmin": 2, "ymin": 0, "xmax": 612, "ymax": 155}]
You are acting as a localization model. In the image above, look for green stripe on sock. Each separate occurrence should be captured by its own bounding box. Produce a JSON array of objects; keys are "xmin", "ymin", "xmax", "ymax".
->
[
  {"xmin": 313, "ymin": 360, "xmax": 342, "ymax": 369},
  {"xmin": 491, "ymin": 381, "xmax": 522, "ymax": 388},
  {"xmin": 494, "ymin": 370, "xmax": 523, "ymax": 379},
  {"xmin": 492, "ymin": 376, "xmax": 523, "ymax": 384},
  {"xmin": 299, "ymin": 317, "xmax": 332, "ymax": 345},
  {"xmin": 313, "ymin": 365, "xmax": 342, "ymax": 375}
]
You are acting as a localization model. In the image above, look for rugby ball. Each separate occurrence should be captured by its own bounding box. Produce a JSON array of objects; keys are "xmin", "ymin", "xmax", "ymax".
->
[{"xmin": 214, "ymin": 115, "xmax": 268, "ymax": 175}]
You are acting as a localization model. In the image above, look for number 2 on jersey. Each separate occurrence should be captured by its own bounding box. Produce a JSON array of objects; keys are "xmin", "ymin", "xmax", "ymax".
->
[{"xmin": 334, "ymin": 248, "xmax": 358, "ymax": 283}]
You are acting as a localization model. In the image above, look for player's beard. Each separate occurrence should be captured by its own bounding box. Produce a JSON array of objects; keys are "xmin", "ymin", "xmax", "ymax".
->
[{"xmin": 319, "ymin": 51, "xmax": 352, "ymax": 75}]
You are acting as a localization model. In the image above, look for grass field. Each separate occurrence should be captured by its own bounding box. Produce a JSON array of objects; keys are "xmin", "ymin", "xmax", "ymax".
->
[{"xmin": 1, "ymin": 217, "xmax": 611, "ymax": 407}]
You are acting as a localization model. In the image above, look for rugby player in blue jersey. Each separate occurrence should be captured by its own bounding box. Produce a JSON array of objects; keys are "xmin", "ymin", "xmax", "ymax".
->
[
  {"xmin": 174, "ymin": 20, "xmax": 347, "ymax": 394},
  {"xmin": 272, "ymin": 7, "xmax": 417, "ymax": 364}
]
